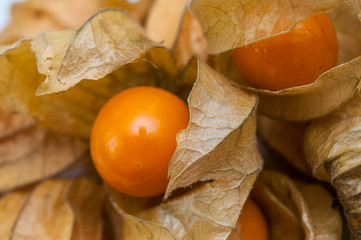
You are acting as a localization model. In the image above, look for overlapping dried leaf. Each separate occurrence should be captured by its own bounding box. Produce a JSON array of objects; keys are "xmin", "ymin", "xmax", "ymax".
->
[
  {"xmin": 0, "ymin": 0, "xmax": 154, "ymax": 45},
  {"xmin": 0, "ymin": 178, "xmax": 105, "ymax": 240},
  {"xmin": 253, "ymin": 171, "xmax": 342, "ymax": 240},
  {"xmin": 257, "ymin": 115, "xmax": 311, "ymax": 175},
  {"xmin": 305, "ymin": 89, "xmax": 361, "ymax": 239},
  {"xmin": 146, "ymin": 0, "xmax": 207, "ymax": 67},
  {"xmin": 0, "ymin": 110, "xmax": 87, "ymax": 193}
]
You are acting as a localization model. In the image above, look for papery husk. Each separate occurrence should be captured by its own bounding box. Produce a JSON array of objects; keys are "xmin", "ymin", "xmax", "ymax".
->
[
  {"xmin": 191, "ymin": 0, "xmax": 361, "ymax": 122},
  {"xmin": 68, "ymin": 178, "xmax": 106, "ymax": 240},
  {"xmin": 0, "ymin": 115, "xmax": 87, "ymax": 193},
  {"xmin": 10, "ymin": 180, "xmax": 74, "ymax": 239},
  {"xmin": 0, "ymin": 178, "xmax": 105, "ymax": 240},
  {"xmin": 328, "ymin": 4, "xmax": 361, "ymax": 64},
  {"xmin": 104, "ymin": 59, "xmax": 261, "ymax": 240},
  {"xmin": 146, "ymin": 0, "xmax": 207, "ymax": 67},
  {"xmin": 258, "ymin": 115, "xmax": 312, "ymax": 175},
  {"xmin": 0, "ymin": 0, "xmax": 153, "ymax": 45},
  {"xmin": 0, "ymin": 186, "xmax": 33, "ymax": 239},
  {"xmin": 189, "ymin": 0, "xmax": 341, "ymax": 54},
  {"xmin": 305, "ymin": 89, "xmax": 361, "ymax": 239},
  {"xmin": 252, "ymin": 171, "xmax": 342, "ymax": 240},
  {"xmin": 343, "ymin": 0, "xmax": 361, "ymax": 21},
  {"xmin": 0, "ymin": 110, "xmax": 35, "ymax": 138},
  {"xmin": 105, "ymin": 200, "xmax": 124, "ymax": 240},
  {"xmin": 34, "ymin": 9, "xmax": 153, "ymax": 95},
  {"xmin": 166, "ymin": 60, "xmax": 261, "ymax": 198}
]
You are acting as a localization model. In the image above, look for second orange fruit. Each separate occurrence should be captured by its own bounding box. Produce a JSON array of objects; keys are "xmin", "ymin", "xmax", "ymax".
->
[{"xmin": 231, "ymin": 14, "xmax": 338, "ymax": 91}]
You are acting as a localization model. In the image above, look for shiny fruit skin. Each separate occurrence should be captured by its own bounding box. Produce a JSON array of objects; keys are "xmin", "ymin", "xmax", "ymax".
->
[
  {"xmin": 237, "ymin": 198, "xmax": 269, "ymax": 240},
  {"xmin": 231, "ymin": 14, "xmax": 338, "ymax": 91},
  {"xmin": 90, "ymin": 86, "xmax": 190, "ymax": 197}
]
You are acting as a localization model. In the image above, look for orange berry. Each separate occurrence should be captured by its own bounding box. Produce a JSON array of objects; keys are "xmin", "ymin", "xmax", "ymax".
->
[
  {"xmin": 90, "ymin": 86, "xmax": 189, "ymax": 197},
  {"xmin": 231, "ymin": 14, "xmax": 338, "ymax": 91},
  {"xmin": 237, "ymin": 198, "xmax": 269, "ymax": 240}
]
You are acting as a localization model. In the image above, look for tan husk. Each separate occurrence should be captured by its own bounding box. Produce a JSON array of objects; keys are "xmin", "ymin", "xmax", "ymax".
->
[
  {"xmin": 328, "ymin": 4, "xmax": 361, "ymax": 64},
  {"xmin": 10, "ymin": 180, "xmax": 74, "ymax": 239},
  {"xmin": 146, "ymin": 0, "xmax": 207, "ymax": 67},
  {"xmin": 252, "ymin": 171, "xmax": 342, "ymax": 240},
  {"xmin": 0, "ymin": 119, "xmax": 87, "ymax": 193},
  {"xmin": 189, "ymin": 0, "xmax": 341, "ymax": 54},
  {"xmin": 305, "ymin": 89, "xmax": 361, "ymax": 239},
  {"xmin": 191, "ymin": 1, "xmax": 361, "ymax": 122},
  {"xmin": 257, "ymin": 115, "xmax": 312, "ymax": 175},
  {"xmin": 67, "ymin": 178, "xmax": 106, "ymax": 240},
  {"xmin": 0, "ymin": 111, "xmax": 35, "ymax": 138},
  {"xmin": 0, "ymin": 186, "xmax": 33, "ymax": 239},
  {"xmin": 166, "ymin": 60, "xmax": 261, "ymax": 198},
  {"xmin": 34, "ymin": 9, "xmax": 153, "ymax": 95},
  {"xmin": 343, "ymin": 0, "xmax": 361, "ymax": 21},
  {"xmin": 105, "ymin": 59, "xmax": 262, "ymax": 240},
  {"xmin": 0, "ymin": 0, "xmax": 154, "ymax": 45},
  {"xmin": 105, "ymin": 200, "xmax": 124, "ymax": 240},
  {"xmin": 0, "ymin": 178, "xmax": 106, "ymax": 240}
]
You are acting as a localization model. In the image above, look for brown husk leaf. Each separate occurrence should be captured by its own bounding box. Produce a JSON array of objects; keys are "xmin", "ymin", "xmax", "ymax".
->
[
  {"xmin": 305, "ymin": 89, "xmax": 361, "ymax": 239},
  {"xmin": 10, "ymin": 180, "xmax": 74, "ymax": 239},
  {"xmin": 146, "ymin": 0, "xmax": 207, "ymax": 67},
  {"xmin": 34, "ymin": 9, "xmax": 153, "ymax": 95},
  {"xmin": 342, "ymin": 0, "xmax": 361, "ymax": 21},
  {"xmin": 0, "ymin": 186, "xmax": 33, "ymax": 239},
  {"xmin": 252, "ymin": 171, "xmax": 342, "ymax": 240},
  {"xmin": 0, "ymin": 0, "xmax": 154, "ymax": 45},
  {"xmin": 257, "ymin": 115, "xmax": 312, "ymax": 175},
  {"xmin": 0, "ymin": 115, "xmax": 87, "ymax": 193},
  {"xmin": 0, "ymin": 178, "xmax": 106, "ymax": 240},
  {"xmin": 68, "ymin": 178, "xmax": 106, "ymax": 240},
  {"xmin": 166, "ymin": 60, "xmax": 261, "ymax": 197}
]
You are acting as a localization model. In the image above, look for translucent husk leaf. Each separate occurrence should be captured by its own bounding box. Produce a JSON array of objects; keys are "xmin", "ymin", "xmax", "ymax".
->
[
  {"xmin": 35, "ymin": 9, "xmax": 153, "ymax": 95},
  {"xmin": 252, "ymin": 171, "xmax": 342, "ymax": 240},
  {"xmin": 1, "ymin": 178, "xmax": 106, "ymax": 240},
  {"xmin": 195, "ymin": 2, "xmax": 361, "ymax": 121},
  {"xmin": 328, "ymin": 4, "xmax": 361, "ymax": 64},
  {"xmin": 189, "ymin": 0, "xmax": 341, "ymax": 54},
  {"xmin": 0, "ymin": 0, "xmax": 153, "ymax": 45},
  {"xmin": 105, "ymin": 200, "xmax": 124, "ymax": 240},
  {"xmin": 305, "ymin": 89, "xmax": 361, "ymax": 239},
  {"xmin": 343, "ymin": 0, "xmax": 361, "ymax": 21},
  {"xmin": 257, "ymin": 115, "xmax": 312, "ymax": 175},
  {"xmin": 67, "ymin": 178, "xmax": 106, "ymax": 240},
  {"xmin": 0, "ymin": 110, "xmax": 35, "ymax": 138},
  {"xmin": 0, "ymin": 120, "xmax": 87, "ymax": 193},
  {"xmin": 104, "ymin": 59, "xmax": 261, "ymax": 240},
  {"xmin": 10, "ymin": 180, "xmax": 74, "ymax": 239},
  {"xmin": 0, "ymin": 186, "xmax": 33, "ymax": 239},
  {"xmin": 146, "ymin": 0, "xmax": 189, "ymax": 48},
  {"xmin": 166, "ymin": 60, "xmax": 261, "ymax": 198},
  {"xmin": 146, "ymin": 0, "xmax": 207, "ymax": 67}
]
